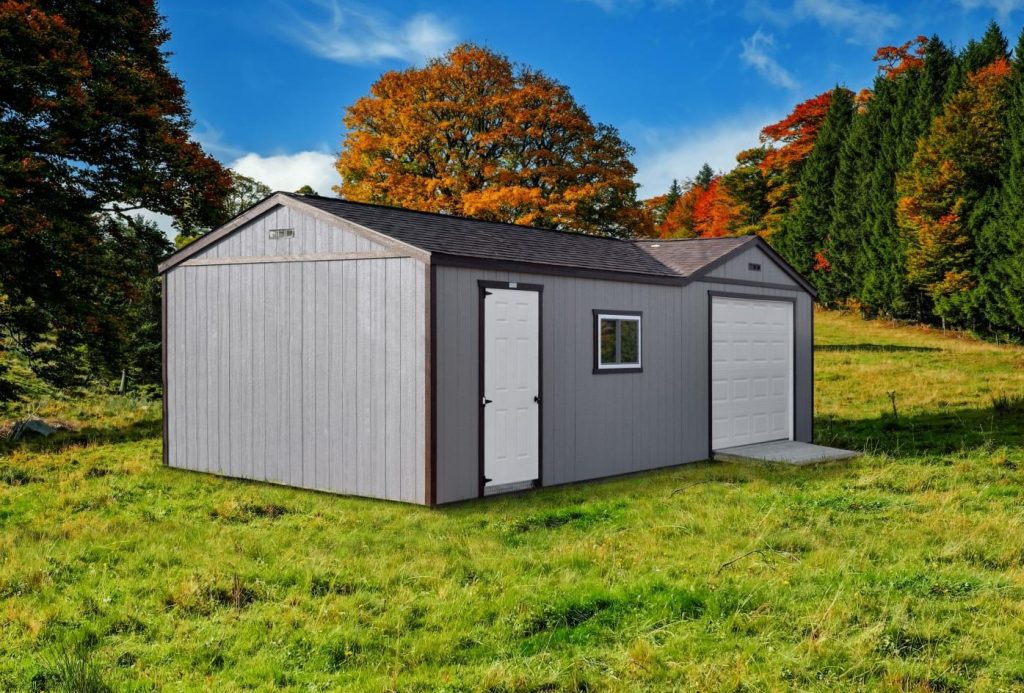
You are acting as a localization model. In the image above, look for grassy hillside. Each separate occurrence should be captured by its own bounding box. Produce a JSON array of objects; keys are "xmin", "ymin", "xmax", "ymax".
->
[{"xmin": 2, "ymin": 310, "xmax": 1024, "ymax": 691}]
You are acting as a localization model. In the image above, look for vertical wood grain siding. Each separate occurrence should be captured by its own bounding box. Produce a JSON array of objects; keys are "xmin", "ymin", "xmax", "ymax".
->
[
  {"xmin": 704, "ymin": 246, "xmax": 792, "ymax": 285},
  {"xmin": 164, "ymin": 207, "xmax": 425, "ymax": 503},
  {"xmin": 202, "ymin": 204, "xmax": 387, "ymax": 258},
  {"xmin": 434, "ymin": 246, "xmax": 813, "ymax": 504}
]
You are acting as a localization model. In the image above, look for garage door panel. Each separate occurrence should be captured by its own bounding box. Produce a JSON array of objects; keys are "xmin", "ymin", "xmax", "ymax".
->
[{"xmin": 711, "ymin": 296, "xmax": 793, "ymax": 450}]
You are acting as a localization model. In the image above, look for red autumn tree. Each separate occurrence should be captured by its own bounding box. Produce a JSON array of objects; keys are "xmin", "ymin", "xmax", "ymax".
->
[
  {"xmin": 874, "ymin": 36, "xmax": 928, "ymax": 78},
  {"xmin": 758, "ymin": 91, "xmax": 834, "ymax": 236}
]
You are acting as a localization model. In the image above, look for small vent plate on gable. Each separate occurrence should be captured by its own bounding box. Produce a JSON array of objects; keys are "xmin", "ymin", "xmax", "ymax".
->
[
  {"xmin": 269, "ymin": 228, "xmax": 294, "ymax": 240},
  {"xmin": 748, "ymin": 262, "xmax": 762, "ymax": 272}
]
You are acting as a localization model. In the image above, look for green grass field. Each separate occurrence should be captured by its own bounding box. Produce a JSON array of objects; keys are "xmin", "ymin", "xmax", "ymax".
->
[{"xmin": 2, "ymin": 310, "xmax": 1024, "ymax": 691}]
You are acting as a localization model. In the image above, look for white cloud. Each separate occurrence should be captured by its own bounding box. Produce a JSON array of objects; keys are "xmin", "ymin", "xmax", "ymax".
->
[
  {"xmin": 191, "ymin": 120, "xmax": 244, "ymax": 160},
  {"xmin": 230, "ymin": 150, "xmax": 339, "ymax": 196},
  {"xmin": 574, "ymin": 0, "xmax": 672, "ymax": 10},
  {"xmin": 793, "ymin": 0, "xmax": 899, "ymax": 42},
  {"xmin": 121, "ymin": 151, "xmax": 338, "ymax": 241},
  {"xmin": 277, "ymin": 1, "xmax": 457, "ymax": 64},
  {"xmin": 741, "ymin": 30, "xmax": 799, "ymax": 89},
  {"xmin": 956, "ymin": 0, "xmax": 1024, "ymax": 19},
  {"xmin": 631, "ymin": 113, "xmax": 779, "ymax": 196},
  {"xmin": 745, "ymin": 0, "xmax": 899, "ymax": 44}
]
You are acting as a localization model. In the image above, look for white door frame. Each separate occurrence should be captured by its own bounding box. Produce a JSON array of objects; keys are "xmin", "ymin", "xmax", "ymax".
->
[
  {"xmin": 478, "ymin": 280, "xmax": 543, "ymax": 496},
  {"xmin": 708, "ymin": 291, "xmax": 796, "ymax": 450}
]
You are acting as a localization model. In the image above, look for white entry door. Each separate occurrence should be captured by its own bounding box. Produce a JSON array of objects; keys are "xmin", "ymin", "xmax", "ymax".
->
[
  {"xmin": 483, "ymin": 288, "xmax": 540, "ymax": 488},
  {"xmin": 710, "ymin": 295, "xmax": 794, "ymax": 449}
]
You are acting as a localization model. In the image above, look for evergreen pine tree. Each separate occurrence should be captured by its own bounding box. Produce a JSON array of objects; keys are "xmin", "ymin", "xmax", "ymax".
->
[
  {"xmin": 976, "ymin": 27, "xmax": 1024, "ymax": 337},
  {"xmin": 665, "ymin": 179, "xmax": 682, "ymax": 209},
  {"xmin": 819, "ymin": 89, "xmax": 878, "ymax": 307},
  {"xmin": 853, "ymin": 73, "xmax": 908, "ymax": 317},
  {"xmin": 944, "ymin": 22, "xmax": 1009, "ymax": 101},
  {"xmin": 695, "ymin": 163, "xmax": 715, "ymax": 188},
  {"xmin": 772, "ymin": 87, "xmax": 855, "ymax": 278},
  {"xmin": 859, "ymin": 37, "xmax": 957, "ymax": 319}
]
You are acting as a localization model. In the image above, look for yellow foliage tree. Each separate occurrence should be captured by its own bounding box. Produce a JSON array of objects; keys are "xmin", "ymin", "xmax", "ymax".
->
[{"xmin": 336, "ymin": 44, "xmax": 650, "ymax": 237}]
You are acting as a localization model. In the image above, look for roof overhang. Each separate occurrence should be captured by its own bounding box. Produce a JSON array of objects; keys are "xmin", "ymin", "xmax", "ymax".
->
[
  {"xmin": 157, "ymin": 192, "xmax": 431, "ymax": 274},
  {"xmin": 685, "ymin": 236, "xmax": 818, "ymax": 297}
]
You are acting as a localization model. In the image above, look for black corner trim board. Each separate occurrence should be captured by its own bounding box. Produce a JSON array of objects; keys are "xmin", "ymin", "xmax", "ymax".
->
[
  {"xmin": 477, "ymin": 280, "xmax": 544, "ymax": 499},
  {"xmin": 426, "ymin": 262, "xmax": 437, "ymax": 506}
]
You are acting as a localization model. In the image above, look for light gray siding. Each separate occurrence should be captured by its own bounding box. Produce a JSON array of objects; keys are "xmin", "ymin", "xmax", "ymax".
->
[
  {"xmin": 165, "ymin": 237, "xmax": 426, "ymax": 503},
  {"xmin": 434, "ymin": 260, "xmax": 813, "ymax": 504},
  {"xmin": 187, "ymin": 204, "xmax": 388, "ymax": 260},
  {"xmin": 704, "ymin": 245, "xmax": 798, "ymax": 286}
]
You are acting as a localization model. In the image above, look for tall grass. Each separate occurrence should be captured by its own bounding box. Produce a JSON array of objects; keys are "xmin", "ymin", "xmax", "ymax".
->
[{"xmin": 1, "ymin": 310, "xmax": 1024, "ymax": 690}]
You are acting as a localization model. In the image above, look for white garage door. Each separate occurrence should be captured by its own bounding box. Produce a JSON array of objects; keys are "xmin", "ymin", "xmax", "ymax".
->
[{"xmin": 711, "ymin": 296, "xmax": 793, "ymax": 449}]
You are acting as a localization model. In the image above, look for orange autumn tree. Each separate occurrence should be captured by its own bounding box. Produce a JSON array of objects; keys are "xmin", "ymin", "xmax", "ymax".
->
[
  {"xmin": 658, "ymin": 184, "xmax": 701, "ymax": 237},
  {"xmin": 692, "ymin": 177, "xmax": 741, "ymax": 237},
  {"xmin": 896, "ymin": 58, "xmax": 1011, "ymax": 322},
  {"xmin": 336, "ymin": 44, "xmax": 649, "ymax": 238},
  {"xmin": 759, "ymin": 90, "xmax": 834, "ymax": 236}
]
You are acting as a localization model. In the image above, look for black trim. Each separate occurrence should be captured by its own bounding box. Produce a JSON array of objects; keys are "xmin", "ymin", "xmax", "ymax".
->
[
  {"xmin": 435, "ymin": 253, "xmax": 684, "ymax": 287},
  {"xmin": 687, "ymin": 236, "xmax": 818, "ymax": 297},
  {"xmin": 161, "ymin": 276, "xmax": 168, "ymax": 466},
  {"xmin": 592, "ymin": 309, "xmax": 644, "ymax": 374},
  {"xmin": 694, "ymin": 276, "xmax": 805, "ymax": 292},
  {"xmin": 810, "ymin": 305, "xmax": 815, "ymax": 444},
  {"xmin": 427, "ymin": 263, "xmax": 437, "ymax": 505},
  {"xmin": 478, "ymin": 280, "xmax": 544, "ymax": 498},
  {"xmin": 707, "ymin": 291, "xmax": 798, "ymax": 456},
  {"xmin": 751, "ymin": 237, "xmax": 819, "ymax": 297},
  {"xmin": 707, "ymin": 290, "xmax": 798, "ymax": 305}
]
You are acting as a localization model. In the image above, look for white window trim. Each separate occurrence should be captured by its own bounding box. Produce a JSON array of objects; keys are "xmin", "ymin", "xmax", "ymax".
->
[{"xmin": 595, "ymin": 312, "xmax": 642, "ymax": 371}]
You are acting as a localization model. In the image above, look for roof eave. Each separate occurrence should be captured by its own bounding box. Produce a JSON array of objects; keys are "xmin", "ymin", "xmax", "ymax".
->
[
  {"xmin": 157, "ymin": 192, "xmax": 433, "ymax": 275},
  {"xmin": 683, "ymin": 235, "xmax": 818, "ymax": 297},
  {"xmin": 429, "ymin": 253, "xmax": 686, "ymax": 286}
]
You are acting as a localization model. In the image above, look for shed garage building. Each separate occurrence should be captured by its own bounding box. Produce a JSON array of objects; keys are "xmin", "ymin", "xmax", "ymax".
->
[{"xmin": 159, "ymin": 192, "xmax": 816, "ymax": 505}]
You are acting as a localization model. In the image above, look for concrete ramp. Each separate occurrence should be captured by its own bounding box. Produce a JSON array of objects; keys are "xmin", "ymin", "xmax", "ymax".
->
[{"xmin": 714, "ymin": 440, "xmax": 859, "ymax": 466}]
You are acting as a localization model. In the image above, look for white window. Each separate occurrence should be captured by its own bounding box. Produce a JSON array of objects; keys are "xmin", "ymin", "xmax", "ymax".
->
[{"xmin": 594, "ymin": 311, "xmax": 642, "ymax": 373}]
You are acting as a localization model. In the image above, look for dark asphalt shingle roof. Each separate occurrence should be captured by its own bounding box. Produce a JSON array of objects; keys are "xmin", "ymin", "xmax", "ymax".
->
[
  {"xmin": 634, "ymin": 237, "xmax": 754, "ymax": 277},
  {"xmin": 285, "ymin": 193, "xmax": 753, "ymax": 280}
]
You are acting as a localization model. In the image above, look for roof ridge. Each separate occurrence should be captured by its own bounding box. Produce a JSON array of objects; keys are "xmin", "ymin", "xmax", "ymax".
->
[
  {"xmin": 633, "ymin": 235, "xmax": 756, "ymax": 243},
  {"xmin": 281, "ymin": 191, "xmax": 637, "ymax": 244}
]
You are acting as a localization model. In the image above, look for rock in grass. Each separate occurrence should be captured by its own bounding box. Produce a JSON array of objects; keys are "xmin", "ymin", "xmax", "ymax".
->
[{"xmin": 9, "ymin": 419, "xmax": 57, "ymax": 441}]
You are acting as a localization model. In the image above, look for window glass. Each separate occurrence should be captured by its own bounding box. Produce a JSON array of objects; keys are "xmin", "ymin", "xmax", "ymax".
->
[
  {"xmin": 595, "ymin": 313, "xmax": 641, "ymax": 370},
  {"xmin": 619, "ymin": 319, "xmax": 639, "ymax": 364},
  {"xmin": 600, "ymin": 319, "xmax": 617, "ymax": 363}
]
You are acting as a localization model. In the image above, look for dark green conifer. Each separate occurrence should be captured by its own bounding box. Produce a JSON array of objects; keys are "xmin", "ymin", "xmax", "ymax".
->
[{"xmin": 773, "ymin": 87, "xmax": 855, "ymax": 278}]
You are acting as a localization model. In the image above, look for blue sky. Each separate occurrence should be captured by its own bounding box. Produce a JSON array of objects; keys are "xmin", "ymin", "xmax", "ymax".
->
[{"xmin": 163, "ymin": 0, "xmax": 1024, "ymax": 200}]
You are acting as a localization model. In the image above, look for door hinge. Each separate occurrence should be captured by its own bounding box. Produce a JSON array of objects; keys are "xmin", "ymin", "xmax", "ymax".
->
[
  {"xmin": 534, "ymin": 395, "xmax": 541, "ymax": 404},
  {"xmin": 481, "ymin": 397, "xmax": 493, "ymax": 406},
  {"xmin": 483, "ymin": 290, "xmax": 493, "ymax": 296},
  {"xmin": 483, "ymin": 476, "xmax": 493, "ymax": 484}
]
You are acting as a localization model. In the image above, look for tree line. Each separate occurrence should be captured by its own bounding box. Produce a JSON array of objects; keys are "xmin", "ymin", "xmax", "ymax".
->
[
  {"xmin": 4, "ymin": 3, "xmax": 1021, "ymax": 401},
  {"xmin": 649, "ymin": 23, "xmax": 1024, "ymax": 339}
]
